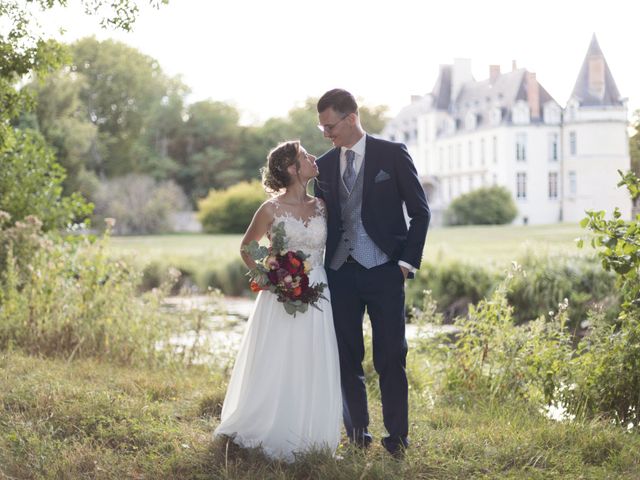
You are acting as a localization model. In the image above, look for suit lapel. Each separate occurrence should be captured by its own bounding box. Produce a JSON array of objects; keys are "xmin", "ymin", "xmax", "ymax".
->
[
  {"xmin": 362, "ymin": 135, "xmax": 379, "ymax": 204},
  {"xmin": 328, "ymin": 148, "xmax": 341, "ymax": 209}
]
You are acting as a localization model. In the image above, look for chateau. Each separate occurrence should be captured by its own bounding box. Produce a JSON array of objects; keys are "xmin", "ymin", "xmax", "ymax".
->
[{"xmin": 382, "ymin": 35, "xmax": 631, "ymax": 225}]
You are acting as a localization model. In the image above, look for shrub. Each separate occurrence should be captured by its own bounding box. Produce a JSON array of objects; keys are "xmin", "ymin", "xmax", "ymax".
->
[
  {"xmin": 561, "ymin": 170, "xmax": 640, "ymax": 424},
  {"xmin": 0, "ymin": 213, "xmax": 221, "ymax": 365},
  {"xmin": 0, "ymin": 129, "xmax": 92, "ymax": 231},
  {"xmin": 93, "ymin": 174, "xmax": 189, "ymax": 235},
  {"xmin": 507, "ymin": 252, "xmax": 618, "ymax": 329},
  {"xmin": 204, "ymin": 258, "xmax": 250, "ymax": 297},
  {"xmin": 407, "ymin": 254, "xmax": 618, "ymax": 330},
  {"xmin": 415, "ymin": 265, "xmax": 574, "ymax": 404},
  {"xmin": 444, "ymin": 186, "xmax": 517, "ymax": 225},
  {"xmin": 407, "ymin": 261, "xmax": 498, "ymax": 321},
  {"xmin": 197, "ymin": 180, "xmax": 267, "ymax": 234}
]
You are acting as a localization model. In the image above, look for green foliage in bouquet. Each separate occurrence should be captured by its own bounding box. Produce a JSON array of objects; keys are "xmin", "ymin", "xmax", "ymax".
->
[{"xmin": 243, "ymin": 222, "xmax": 326, "ymax": 317}]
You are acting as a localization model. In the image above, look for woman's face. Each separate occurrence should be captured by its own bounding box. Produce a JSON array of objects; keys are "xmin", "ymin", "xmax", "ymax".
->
[{"xmin": 295, "ymin": 147, "xmax": 318, "ymax": 180}]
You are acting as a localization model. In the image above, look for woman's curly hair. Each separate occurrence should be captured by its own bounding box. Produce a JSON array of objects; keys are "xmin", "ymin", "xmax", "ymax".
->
[{"xmin": 261, "ymin": 140, "xmax": 301, "ymax": 193}]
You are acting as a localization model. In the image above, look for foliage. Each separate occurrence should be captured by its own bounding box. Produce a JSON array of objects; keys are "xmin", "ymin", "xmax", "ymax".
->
[
  {"xmin": 416, "ymin": 264, "xmax": 573, "ymax": 403},
  {"xmin": 507, "ymin": 252, "xmax": 618, "ymax": 329},
  {"xmin": 407, "ymin": 254, "xmax": 617, "ymax": 329},
  {"xmin": 69, "ymin": 37, "xmax": 186, "ymax": 178},
  {"xmin": 565, "ymin": 170, "xmax": 640, "ymax": 424},
  {"xmin": 22, "ymin": 70, "xmax": 98, "ymax": 195},
  {"xmin": 93, "ymin": 174, "xmax": 189, "ymax": 235},
  {"xmin": 444, "ymin": 186, "xmax": 518, "ymax": 225},
  {"xmin": 407, "ymin": 260, "xmax": 497, "ymax": 321},
  {"xmin": 0, "ymin": 212, "xmax": 224, "ymax": 365},
  {"xmin": 0, "ymin": 129, "xmax": 93, "ymax": 231},
  {"xmin": 197, "ymin": 180, "xmax": 267, "ymax": 234}
]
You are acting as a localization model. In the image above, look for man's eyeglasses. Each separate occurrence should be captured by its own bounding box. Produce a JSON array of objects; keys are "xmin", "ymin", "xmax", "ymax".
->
[{"xmin": 317, "ymin": 114, "xmax": 349, "ymax": 133}]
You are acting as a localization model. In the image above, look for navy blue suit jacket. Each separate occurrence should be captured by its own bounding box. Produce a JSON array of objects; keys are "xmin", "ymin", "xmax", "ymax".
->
[{"xmin": 315, "ymin": 135, "xmax": 430, "ymax": 272}]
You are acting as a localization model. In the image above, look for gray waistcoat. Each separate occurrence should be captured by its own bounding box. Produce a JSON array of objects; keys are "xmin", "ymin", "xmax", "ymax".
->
[{"xmin": 329, "ymin": 162, "xmax": 390, "ymax": 270}]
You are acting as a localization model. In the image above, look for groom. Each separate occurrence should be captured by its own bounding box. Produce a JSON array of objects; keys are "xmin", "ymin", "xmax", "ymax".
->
[{"xmin": 314, "ymin": 89, "xmax": 430, "ymax": 455}]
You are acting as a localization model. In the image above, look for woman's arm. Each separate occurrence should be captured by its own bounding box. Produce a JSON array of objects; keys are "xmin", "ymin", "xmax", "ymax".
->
[{"xmin": 239, "ymin": 201, "xmax": 275, "ymax": 269}]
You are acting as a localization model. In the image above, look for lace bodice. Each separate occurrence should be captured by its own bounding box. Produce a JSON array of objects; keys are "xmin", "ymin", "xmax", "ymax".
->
[{"xmin": 269, "ymin": 198, "xmax": 327, "ymax": 267}]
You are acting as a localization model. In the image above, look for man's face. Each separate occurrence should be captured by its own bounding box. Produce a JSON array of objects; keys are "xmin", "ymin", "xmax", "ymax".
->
[{"xmin": 318, "ymin": 107, "xmax": 352, "ymax": 148}]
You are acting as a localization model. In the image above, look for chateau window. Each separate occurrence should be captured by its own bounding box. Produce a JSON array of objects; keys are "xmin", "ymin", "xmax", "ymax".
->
[
  {"xmin": 439, "ymin": 147, "xmax": 444, "ymax": 172},
  {"xmin": 468, "ymin": 141, "xmax": 473, "ymax": 167},
  {"xmin": 480, "ymin": 138, "xmax": 486, "ymax": 165},
  {"xmin": 516, "ymin": 133, "xmax": 527, "ymax": 161},
  {"xmin": 549, "ymin": 133, "xmax": 559, "ymax": 161},
  {"xmin": 569, "ymin": 171, "xmax": 577, "ymax": 196},
  {"xmin": 516, "ymin": 172, "xmax": 527, "ymax": 199},
  {"xmin": 569, "ymin": 131, "xmax": 577, "ymax": 156},
  {"xmin": 448, "ymin": 145, "xmax": 453, "ymax": 170},
  {"xmin": 492, "ymin": 136, "xmax": 498, "ymax": 164},
  {"xmin": 456, "ymin": 143, "xmax": 462, "ymax": 169},
  {"xmin": 548, "ymin": 172, "xmax": 558, "ymax": 199}
]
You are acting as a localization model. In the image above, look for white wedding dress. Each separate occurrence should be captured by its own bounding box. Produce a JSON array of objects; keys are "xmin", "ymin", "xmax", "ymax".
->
[{"xmin": 214, "ymin": 199, "xmax": 342, "ymax": 462}]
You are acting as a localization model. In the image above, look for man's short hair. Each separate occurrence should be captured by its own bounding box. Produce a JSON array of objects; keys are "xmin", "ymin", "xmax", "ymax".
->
[{"xmin": 317, "ymin": 89, "xmax": 358, "ymax": 116}]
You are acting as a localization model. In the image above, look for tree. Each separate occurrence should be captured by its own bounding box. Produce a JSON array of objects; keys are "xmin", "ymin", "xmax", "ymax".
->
[
  {"xmin": 1, "ymin": 0, "xmax": 166, "ymax": 230},
  {"xmin": 22, "ymin": 71, "xmax": 98, "ymax": 196},
  {"xmin": 0, "ymin": 130, "xmax": 93, "ymax": 230},
  {"xmin": 69, "ymin": 37, "xmax": 184, "ymax": 177},
  {"xmin": 445, "ymin": 186, "xmax": 518, "ymax": 225},
  {"xmin": 171, "ymin": 100, "xmax": 244, "ymax": 202}
]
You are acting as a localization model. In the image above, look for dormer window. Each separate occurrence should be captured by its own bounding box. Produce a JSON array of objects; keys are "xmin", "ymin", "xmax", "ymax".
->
[
  {"xmin": 465, "ymin": 111, "xmax": 477, "ymax": 130},
  {"xmin": 490, "ymin": 107, "xmax": 502, "ymax": 126},
  {"xmin": 512, "ymin": 100, "xmax": 530, "ymax": 124}
]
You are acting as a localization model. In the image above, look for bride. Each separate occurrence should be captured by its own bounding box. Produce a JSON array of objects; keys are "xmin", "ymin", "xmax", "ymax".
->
[{"xmin": 214, "ymin": 140, "xmax": 342, "ymax": 462}]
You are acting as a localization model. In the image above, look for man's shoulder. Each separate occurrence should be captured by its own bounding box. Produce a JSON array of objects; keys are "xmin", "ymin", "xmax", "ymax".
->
[
  {"xmin": 317, "ymin": 147, "xmax": 339, "ymax": 166},
  {"xmin": 366, "ymin": 134, "xmax": 407, "ymax": 153}
]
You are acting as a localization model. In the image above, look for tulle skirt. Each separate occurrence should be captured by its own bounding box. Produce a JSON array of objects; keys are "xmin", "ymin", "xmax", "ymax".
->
[{"xmin": 214, "ymin": 267, "xmax": 342, "ymax": 462}]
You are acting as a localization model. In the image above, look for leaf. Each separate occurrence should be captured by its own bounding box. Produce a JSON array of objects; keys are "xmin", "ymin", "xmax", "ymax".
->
[{"xmin": 242, "ymin": 240, "xmax": 268, "ymax": 261}]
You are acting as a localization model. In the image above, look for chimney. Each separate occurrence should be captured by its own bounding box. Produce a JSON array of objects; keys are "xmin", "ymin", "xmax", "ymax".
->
[
  {"xmin": 526, "ymin": 72, "xmax": 540, "ymax": 120},
  {"xmin": 489, "ymin": 65, "xmax": 501, "ymax": 84},
  {"xmin": 511, "ymin": 59, "xmax": 517, "ymax": 71}
]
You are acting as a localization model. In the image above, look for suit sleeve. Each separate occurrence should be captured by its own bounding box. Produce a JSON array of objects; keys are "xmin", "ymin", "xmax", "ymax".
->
[{"xmin": 393, "ymin": 143, "xmax": 430, "ymax": 269}]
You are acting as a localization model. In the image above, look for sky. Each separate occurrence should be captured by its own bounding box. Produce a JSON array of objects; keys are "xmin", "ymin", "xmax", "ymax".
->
[{"xmin": 36, "ymin": 0, "xmax": 639, "ymax": 126}]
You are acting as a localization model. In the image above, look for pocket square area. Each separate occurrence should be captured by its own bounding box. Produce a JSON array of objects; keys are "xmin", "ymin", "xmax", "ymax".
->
[{"xmin": 374, "ymin": 170, "xmax": 391, "ymax": 182}]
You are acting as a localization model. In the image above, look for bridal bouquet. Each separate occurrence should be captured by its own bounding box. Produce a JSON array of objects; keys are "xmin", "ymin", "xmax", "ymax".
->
[{"xmin": 243, "ymin": 222, "xmax": 327, "ymax": 317}]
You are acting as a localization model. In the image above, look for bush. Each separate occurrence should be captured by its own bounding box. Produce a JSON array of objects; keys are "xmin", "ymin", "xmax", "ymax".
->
[
  {"xmin": 204, "ymin": 258, "xmax": 250, "ymax": 296},
  {"xmin": 407, "ymin": 254, "xmax": 618, "ymax": 330},
  {"xmin": 93, "ymin": 174, "xmax": 189, "ymax": 235},
  {"xmin": 407, "ymin": 261, "xmax": 498, "ymax": 321},
  {"xmin": 0, "ymin": 213, "xmax": 221, "ymax": 365},
  {"xmin": 444, "ymin": 186, "xmax": 517, "ymax": 225},
  {"xmin": 197, "ymin": 180, "xmax": 267, "ymax": 234},
  {"xmin": 0, "ymin": 129, "xmax": 93, "ymax": 231},
  {"xmin": 415, "ymin": 265, "xmax": 574, "ymax": 405}
]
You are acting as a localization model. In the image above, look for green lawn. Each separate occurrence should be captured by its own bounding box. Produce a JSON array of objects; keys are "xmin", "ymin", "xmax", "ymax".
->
[
  {"xmin": 108, "ymin": 223, "xmax": 589, "ymax": 270},
  {"xmin": 2, "ymin": 352, "xmax": 638, "ymax": 479}
]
